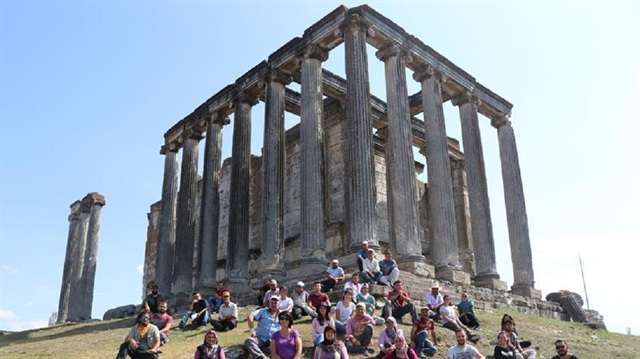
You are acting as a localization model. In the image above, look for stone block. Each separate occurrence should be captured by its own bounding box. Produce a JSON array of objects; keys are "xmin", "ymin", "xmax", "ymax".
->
[
  {"xmin": 435, "ymin": 268, "xmax": 471, "ymax": 286},
  {"xmin": 511, "ymin": 285, "xmax": 542, "ymax": 300},
  {"xmin": 473, "ymin": 276, "xmax": 508, "ymax": 291}
]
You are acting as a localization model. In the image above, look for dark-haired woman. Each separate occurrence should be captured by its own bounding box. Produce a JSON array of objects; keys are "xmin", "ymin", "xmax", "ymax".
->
[
  {"xmin": 271, "ymin": 312, "xmax": 302, "ymax": 359},
  {"xmin": 312, "ymin": 302, "xmax": 337, "ymax": 346}
]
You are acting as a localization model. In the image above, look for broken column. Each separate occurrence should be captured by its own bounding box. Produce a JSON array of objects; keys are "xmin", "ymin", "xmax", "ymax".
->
[{"xmin": 56, "ymin": 200, "xmax": 82, "ymax": 323}]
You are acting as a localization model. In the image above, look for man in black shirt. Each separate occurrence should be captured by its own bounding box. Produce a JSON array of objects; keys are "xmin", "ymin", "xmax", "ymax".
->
[{"xmin": 178, "ymin": 291, "xmax": 209, "ymax": 330}]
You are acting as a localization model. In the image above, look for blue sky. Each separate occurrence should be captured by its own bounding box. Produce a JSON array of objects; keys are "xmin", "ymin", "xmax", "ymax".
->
[{"xmin": 1, "ymin": 1, "xmax": 638, "ymax": 337}]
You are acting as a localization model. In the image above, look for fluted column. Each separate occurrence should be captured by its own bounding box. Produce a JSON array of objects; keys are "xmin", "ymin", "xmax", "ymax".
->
[
  {"xmin": 376, "ymin": 44, "xmax": 423, "ymax": 264},
  {"xmin": 414, "ymin": 66, "xmax": 460, "ymax": 271},
  {"xmin": 226, "ymin": 92, "xmax": 258, "ymax": 285},
  {"xmin": 56, "ymin": 200, "xmax": 82, "ymax": 323},
  {"xmin": 172, "ymin": 129, "xmax": 203, "ymax": 294},
  {"xmin": 78, "ymin": 193, "xmax": 105, "ymax": 319},
  {"xmin": 67, "ymin": 198, "xmax": 90, "ymax": 321},
  {"xmin": 156, "ymin": 142, "xmax": 179, "ymax": 293},
  {"xmin": 261, "ymin": 69, "xmax": 291, "ymax": 278},
  {"xmin": 198, "ymin": 114, "xmax": 229, "ymax": 289},
  {"xmin": 455, "ymin": 92, "xmax": 503, "ymax": 288},
  {"xmin": 492, "ymin": 115, "xmax": 540, "ymax": 298},
  {"xmin": 300, "ymin": 45, "xmax": 329, "ymax": 271},
  {"xmin": 343, "ymin": 13, "xmax": 378, "ymax": 250}
]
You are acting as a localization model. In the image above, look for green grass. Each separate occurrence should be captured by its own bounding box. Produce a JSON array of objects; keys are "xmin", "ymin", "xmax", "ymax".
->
[{"xmin": 1, "ymin": 306, "xmax": 638, "ymax": 359}]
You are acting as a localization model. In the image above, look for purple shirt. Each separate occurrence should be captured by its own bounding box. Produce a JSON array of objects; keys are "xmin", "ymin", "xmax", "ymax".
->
[{"xmin": 272, "ymin": 329, "xmax": 299, "ymax": 359}]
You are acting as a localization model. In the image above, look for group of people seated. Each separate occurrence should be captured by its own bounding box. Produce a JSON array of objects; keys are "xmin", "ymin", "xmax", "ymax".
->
[{"xmin": 114, "ymin": 244, "xmax": 578, "ymax": 359}]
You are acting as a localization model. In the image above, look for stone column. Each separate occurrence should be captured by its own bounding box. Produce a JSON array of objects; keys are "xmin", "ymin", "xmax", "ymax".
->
[
  {"xmin": 56, "ymin": 200, "xmax": 82, "ymax": 323},
  {"xmin": 172, "ymin": 129, "xmax": 203, "ymax": 294},
  {"xmin": 376, "ymin": 44, "xmax": 425, "ymax": 269},
  {"xmin": 450, "ymin": 158, "xmax": 475, "ymax": 275},
  {"xmin": 226, "ymin": 92, "xmax": 258, "ymax": 285},
  {"xmin": 156, "ymin": 142, "xmax": 179, "ymax": 293},
  {"xmin": 260, "ymin": 70, "xmax": 291, "ymax": 279},
  {"xmin": 299, "ymin": 45, "xmax": 329, "ymax": 275},
  {"xmin": 66, "ymin": 198, "xmax": 91, "ymax": 321},
  {"xmin": 78, "ymin": 193, "xmax": 106, "ymax": 319},
  {"xmin": 343, "ymin": 13, "xmax": 378, "ymax": 251},
  {"xmin": 198, "ymin": 114, "xmax": 229, "ymax": 290},
  {"xmin": 492, "ymin": 115, "xmax": 540, "ymax": 298},
  {"xmin": 414, "ymin": 66, "xmax": 469, "ymax": 284},
  {"xmin": 454, "ymin": 93, "xmax": 505, "ymax": 290}
]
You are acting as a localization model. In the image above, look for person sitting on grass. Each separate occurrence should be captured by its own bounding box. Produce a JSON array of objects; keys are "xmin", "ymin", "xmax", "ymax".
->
[
  {"xmin": 311, "ymin": 302, "xmax": 337, "ymax": 347},
  {"xmin": 313, "ymin": 325, "xmax": 349, "ymax": 359},
  {"xmin": 439, "ymin": 295, "xmax": 479, "ymax": 343},
  {"xmin": 270, "ymin": 311, "xmax": 302, "ymax": 359},
  {"xmin": 457, "ymin": 292, "xmax": 481, "ymax": 330},
  {"xmin": 376, "ymin": 317, "xmax": 405, "ymax": 359},
  {"xmin": 149, "ymin": 300, "xmax": 172, "ymax": 345},
  {"xmin": 503, "ymin": 319, "xmax": 536, "ymax": 359},
  {"xmin": 409, "ymin": 306, "xmax": 437, "ymax": 357},
  {"xmin": 552, "ymin": 339, "xmax": 579, "ymax": 359},
  {"xmin": 116, "ymin": 309, "xmax": 161, "ymax": 359},
  {"xmin": 382, "ymin": 335, "xmax": 419, "ymax": 359},
  {"xmin": 345, "ymin": 303, "xmax": 376, "ymax": 355},
  {"xmin": 194, "ymin": 329, "xmax": 226, "ymax": 359},
  {"xmin": 179, "ymin": 291, "xmax": 210, "ymax": 330},
  {"xmin": 210, "ymin": 291, "xmax": 238, "ymax": 332},
  {"xmin": 245, "ymin": 296, "xmax": 281, "ymax": 359},
  {"xmin": 356, "ymin": 283, "xmax": 385, "ymax": 325}
]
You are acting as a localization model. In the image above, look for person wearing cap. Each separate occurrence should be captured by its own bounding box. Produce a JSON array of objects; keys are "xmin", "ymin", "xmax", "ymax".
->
[
  {"xmin": 211, "ymin": 291, "xmax": 238, "ymax": 332},
  {"xmin": 410, "ymin": 307, "xmax": 438, "ymax": 357},
  {"xmin": 263, "ymin": 279, "xmax": 280, "ymax": 307},
  {"xmin": 356, "ymin": 283, "xmax": 385, "ymax": 325},
  {"xmin": 345, "ymin": 302, "xmax": 376, "ymax": 355},
  {"xmin": 379, "ymin": 252, "xmax": 399, "ymax": 287},
  {"xmin": 425, "ymin": 284, "xmax": 444, "ymax": 320},
  {"xmin": 245, "ymin": 295, "xmax": 281, "ymax": 358},
  {"xmin": 321, "ymin": 259, "xmax": 346, "ymax": 292},
  {"xmin": 291, "ymin": 282, "xmax": 316, "ymax": 319},
  {"xmin": 362, "ymin": 248, "xmax": 383, "ymax": 284},
  {"xmin": 357, "ymin": 241, "xmax": 370, "ymax": 272},
  {"xmin": 383, "ymin": 280, "xmax": 419, "ymax": 324},
  {"xmin": 143, "ymin": 282, "xmax": 166, "ymax": 314},
  {"xmin": 377, "ymin": 316, "xmax": 405, "ymax": 358}
]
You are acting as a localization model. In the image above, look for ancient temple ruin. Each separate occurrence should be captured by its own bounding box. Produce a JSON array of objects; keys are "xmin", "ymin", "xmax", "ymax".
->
[
  {"xmin": 145, "ymin": 5, "xmax": 540, "ymax": 299},
  {"xmin": 56, "ymin": 192, "xmax": 105, "ymax": 323}
]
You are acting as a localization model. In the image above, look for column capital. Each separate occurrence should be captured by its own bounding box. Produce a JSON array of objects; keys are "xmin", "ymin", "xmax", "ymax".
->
[
  {"xmin": 159, "ymin": 141, "xmax": 179, "ymax": 155},
  {"xmin": 342, "ymin": 12, "xmax": 370, "ymax": 34},
  {"xmin": 491, "ymin": 114, "xmax": 512, "ymax": 129},
  {"xmin": 375, "ymin": 43, "xmax": 410, "ymax": 63},
  {"xmin": 235, "ymin": 91, "xmax": 259, "ymax": 106},
  {"xmin": 412, "ymin": 64, "xmax": 446, "ymax": 83},
  {"xmin": 452, "ymin": 90, "xmax": 481, "ymax": 107},
  {"xmin": 301, "ymin": 44, "xmax": 329, "ymax": 62},
  {"xmin": 87, "ymin": 192, "xmax": 106, "ymax": 207},
  {"xmin": 265, "ymin": 68, "xmax": 293, "ymax": 85},
  {"xmin": 201, "ymin": 112, "xmax": 231, "ymax": 127},
  {"xmin": 183, "ymin": 128, "xmax": 204, "ymax": 141}
]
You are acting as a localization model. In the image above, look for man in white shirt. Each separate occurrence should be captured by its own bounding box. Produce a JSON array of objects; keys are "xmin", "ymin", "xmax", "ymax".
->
[
  {"xmin": 447, "ymin": 329, "xmax": 485, "ymax": 359},
  {"xmin": 320, "ymin": 259, "xmax": 346, "ymax": 292},
  {"xmin": 425, "ymin": 284, "xmax": 444, "ymax": 320},
  {"xmin": 344, "ymin": 273, "xmax": 363, "ymax": 298},
  {"xmin": 361, "ymin": 249, "xmax": 382, "ymax": 284}
]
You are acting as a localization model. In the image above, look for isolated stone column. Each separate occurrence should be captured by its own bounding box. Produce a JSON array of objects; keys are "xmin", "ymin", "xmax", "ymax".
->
[
  {"xmin": 300, "ymin": 45, "xmax": 329, "ymax": 273},
  {"xmin": 343, "ymin": 13, "xmax": 378, "ymax": 250},
  {"xmin": 226, "ymin": 92, "xmax": 258, "ymax": 285},
  {"xmin": 156, "ymin": 142, "xmax": 179, "ymax": 293},
  {"xmin": 66, "ymin": 198, "xmax": 91, "ymax": 321},
  {"xmin": 376, "ymin": 44, "xmax": 423, "ymax": 265},
  {"xmin": 455, "ymin": 93, "xmax": 504, "ymax": 289},
  {"xmin": 260, "ymin": 70, "xmax": 291, "ymax": 278},
  {"xmin": 492, "ymin": 115, "xmax": 540, "ymax": 298},
  {"xmin": 77, "ymin": 192, "xmax": 106, "ymax": 319},
  {"xmin": 198, "ymin": 114, "xmax": 229, "ymax": 289},
  {"xmin": 414, "ymin": 65, "xmax": 461, "ymax": 274},
  {"xmin": 172, "ymin": 129, "xmax": 202, "ymax": 294},
  {"xmin": 56, "ymin": 200, "xmax": 82, "ymax": 323}
]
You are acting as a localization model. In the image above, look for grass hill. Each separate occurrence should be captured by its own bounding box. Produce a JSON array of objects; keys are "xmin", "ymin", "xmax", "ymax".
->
[{"xmin": 1, "ymin": 305, "xmax": 638, "ymax": 359}]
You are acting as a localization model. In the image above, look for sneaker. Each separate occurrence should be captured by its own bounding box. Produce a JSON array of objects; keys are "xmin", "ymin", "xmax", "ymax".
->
[
  {"xmin": 474, "ymin": 325, "xmax": 482, "ymax": 331},
  {"xmin": 178, "ymin": 322, "xmax": 185, "ymax": 330}
]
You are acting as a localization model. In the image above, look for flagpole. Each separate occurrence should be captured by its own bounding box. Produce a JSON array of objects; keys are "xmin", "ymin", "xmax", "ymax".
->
[{"xmin": 579, "ymin": 253, "xmax": 590, "ymax": 310}]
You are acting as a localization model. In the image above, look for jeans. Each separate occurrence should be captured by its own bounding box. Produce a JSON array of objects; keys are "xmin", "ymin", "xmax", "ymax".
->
[
  {"xmin": 244, "ymin": 337, "xmax": 271, "ymax": 359},
  {"xmin": 361, "ymin": 271, "xmax": 382, "ymax": 284},
  {"xmin": 115, "ymin": 342, "xmax": 158, "ymax": 359},
  {"xmin": 180, "ymin": 310, "xmax": 210, "ymax": 327},
  {"xmin": 208, "ymin": 297, "xmax": 223, "ymax": 313},
  {"xmin": 415, "ymin": 330, "xmax": 437, "ymax": 356}
]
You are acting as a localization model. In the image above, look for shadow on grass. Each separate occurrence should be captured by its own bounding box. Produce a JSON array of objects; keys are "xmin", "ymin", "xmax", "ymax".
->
[{"xmin": 0, "ymin": 317, "xmax": 135, "ymax": 347}]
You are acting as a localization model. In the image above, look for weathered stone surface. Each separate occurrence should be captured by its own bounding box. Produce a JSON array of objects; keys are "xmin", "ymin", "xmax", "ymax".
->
[{"xmin": 103, "ymin": 304, "xmax": 139, "ymax": 321}]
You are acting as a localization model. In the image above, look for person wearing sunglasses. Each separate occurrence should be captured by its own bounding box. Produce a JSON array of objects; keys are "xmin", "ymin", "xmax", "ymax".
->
[
  {"xmin": 270, "ymin": 312, "xmax": 302, "ymax": 359},
  {"xmin": 115, "ymin": 309, "xmax": 161, "ymax": 359},
  {"xmin": 551, "ymin": 339, "xmax": 579, "ymax": 359}
]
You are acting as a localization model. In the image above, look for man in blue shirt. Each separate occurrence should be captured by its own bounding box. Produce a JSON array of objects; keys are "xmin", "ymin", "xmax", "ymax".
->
[{"xmin": 245, "ymin": 295, "xmax": 281, "ymax": 358}]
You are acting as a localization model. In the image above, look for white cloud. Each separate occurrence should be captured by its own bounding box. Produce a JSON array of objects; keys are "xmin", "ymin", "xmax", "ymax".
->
[
  {"xmin": 137, "ymin": 264, "xmax": 144, "ymax": 275},
  {"xmin": 0, "ymin": 309, "xmax": 17, "ymax": 320},
  {"xmin": 23, "ymin": 301, "xmax": 34, "ymax": 308},
  {"xmin": 1, "ymin": 265, "xmax": 18, "ymax": 274}
]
